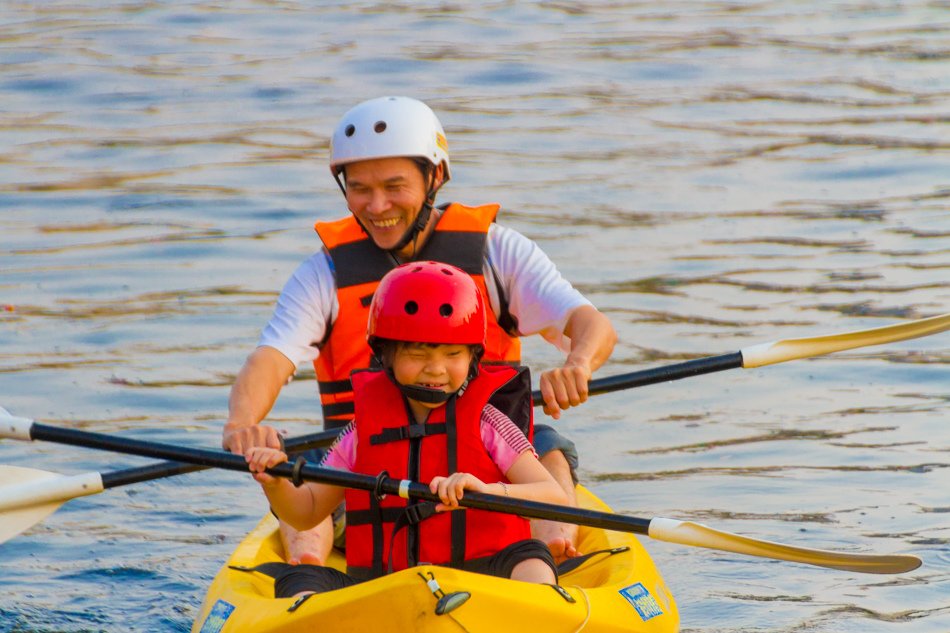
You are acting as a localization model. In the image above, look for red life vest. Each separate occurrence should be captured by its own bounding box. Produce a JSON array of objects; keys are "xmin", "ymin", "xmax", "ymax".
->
[
  {"xmin": 312, "ymin": 203, "xmax": 522, "ymax": 428},
  {"xmin": 344, "ymin": 365, "xmax": 533, "ymax": 579}
]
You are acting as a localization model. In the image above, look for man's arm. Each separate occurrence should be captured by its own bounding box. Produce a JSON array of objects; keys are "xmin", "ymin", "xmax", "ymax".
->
[
  {"xmin": 538, "ymin": 304, "xmax": 617, "ymax": 419},
  {"xmin": 222, "ymin": 346, "xmax": 297, "ymax": 453},
  {"xmin": 485, "ymin": 223, "xmax": 618, "ymax": 419},
  {"xmin": 222, "ymin": 251, "xmax": 334, "ymax": 453}
]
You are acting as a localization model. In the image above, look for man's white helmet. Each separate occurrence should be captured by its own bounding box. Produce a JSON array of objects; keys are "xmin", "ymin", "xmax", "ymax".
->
[{"xmin": 329, "ymin": 96, "xmax": 451, "ymax": 182}]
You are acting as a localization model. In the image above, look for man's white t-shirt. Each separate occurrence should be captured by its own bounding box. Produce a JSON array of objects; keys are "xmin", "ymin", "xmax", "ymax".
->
[{"xmin": 258, "ymin": 222, "xmax": 591, "ymax": 368}]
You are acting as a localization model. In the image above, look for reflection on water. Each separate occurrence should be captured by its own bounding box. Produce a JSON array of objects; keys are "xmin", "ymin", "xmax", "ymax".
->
[{"xmin": 1, "ymin": 1, "xmax": 948, "ymax": 631}]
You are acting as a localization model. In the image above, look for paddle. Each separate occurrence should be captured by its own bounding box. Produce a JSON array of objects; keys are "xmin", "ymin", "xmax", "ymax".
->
[
  {"xmin": 0, "ymin": 422, "xmax": 338, "ymax": 543},
  {"xmin": 0, "ymin": 416, "xmax": 921, "ymax": 574},
  {"xmin": 561, "ymin": 311, "xmax": 950, "ymax": 400},
  {"xmin": 199, "ymin": 313, "xmax": 950, "ymax": 455}
]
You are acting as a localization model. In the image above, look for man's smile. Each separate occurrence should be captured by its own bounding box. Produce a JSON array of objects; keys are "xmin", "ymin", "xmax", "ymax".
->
[{"xmin": 371, "ymin": 217, "xmax": 400, "ymax": 228}]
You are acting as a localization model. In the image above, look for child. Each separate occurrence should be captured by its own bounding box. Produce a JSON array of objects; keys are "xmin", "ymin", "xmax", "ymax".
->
[{"xmin": 245, "ymin": 261, "xmax": 567, "ymax": 597}]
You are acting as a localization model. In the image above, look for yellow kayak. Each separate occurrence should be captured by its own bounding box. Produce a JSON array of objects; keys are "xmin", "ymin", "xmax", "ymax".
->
[{"xmin": 192, "ymin": 486, "xmax": 679, "ymax": 632}]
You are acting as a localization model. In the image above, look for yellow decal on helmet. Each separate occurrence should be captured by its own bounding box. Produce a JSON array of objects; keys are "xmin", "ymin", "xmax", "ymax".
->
[{"xmin": 436, "ymin": 132, "xmax": 448, "ymax": 152}]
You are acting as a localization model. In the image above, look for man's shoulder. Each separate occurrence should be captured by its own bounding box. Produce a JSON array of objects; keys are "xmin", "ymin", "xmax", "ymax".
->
[
  {"xmin": 485, "ymin": 220, "xmax": 533, "ymax": 253},
  {"xmin": 285, "ymin": 249, "xmax": 334, "ymax": 296}
]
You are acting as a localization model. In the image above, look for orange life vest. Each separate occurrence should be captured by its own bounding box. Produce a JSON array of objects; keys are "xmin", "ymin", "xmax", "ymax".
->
[
  {"xmin": 344, "ymin": 365, "xmax": 533, "ymax": 579},
  {"xmin": 313, "ymin": 203, "xmax": 521, "ymax": 428}
]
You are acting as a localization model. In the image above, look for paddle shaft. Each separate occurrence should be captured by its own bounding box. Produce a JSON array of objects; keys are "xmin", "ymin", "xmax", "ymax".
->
[
  {"xmin": 531, "ymin": 312, "xmax": 949, "ymax": 400},
  {"xmin": 15, "ymin": 421, "xmax": 652, "ymax": 534},
  {"xmin": 541, "ymin": 352, "xmax": 743, "ymax": 400},
  {"xmin": 100, "ymin": 429, "xmax": 337, "ymax": 489}
]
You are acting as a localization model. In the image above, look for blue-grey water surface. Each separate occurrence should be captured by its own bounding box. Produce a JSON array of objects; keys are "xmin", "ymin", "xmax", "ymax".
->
[{"xmin": 1, "ymin": 2, "xmax": 948, "ymax": 631}]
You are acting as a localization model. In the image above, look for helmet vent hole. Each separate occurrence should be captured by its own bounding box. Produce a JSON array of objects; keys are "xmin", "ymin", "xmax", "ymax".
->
[
  {"xmin": 404, "ymin": 301, "xmax": 418, "ymax": 315},
  {"xmin": 344, "ymin": 124, "xmax": 356, "ymax": 137},
  {"xmin": 374, "ymin": 121, "xmax": 387, "ymax": 133},
  {"xmin": 440, "ymin": 268, "xmax": 452, "ymax": 275},
  {"xmin": 439, "ymin": 304, "xmax": 453, "ymax": 317}
]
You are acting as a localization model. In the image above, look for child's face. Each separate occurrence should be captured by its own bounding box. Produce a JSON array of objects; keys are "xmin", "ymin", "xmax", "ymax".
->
[{"xmin": 392, "ymin": 343, "xmax": 473, "ymax": 408}]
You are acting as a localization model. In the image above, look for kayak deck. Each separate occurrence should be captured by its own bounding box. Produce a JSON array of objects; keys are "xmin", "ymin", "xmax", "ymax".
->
[{"xmin": 192, "ymin": 486, "xmax": 679, "ymax": 632}]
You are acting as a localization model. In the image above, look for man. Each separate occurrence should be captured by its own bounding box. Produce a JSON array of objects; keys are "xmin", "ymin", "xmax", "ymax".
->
[{"xmin": 223, "ymin": 96, "xmax": 617, "ymax": 566}]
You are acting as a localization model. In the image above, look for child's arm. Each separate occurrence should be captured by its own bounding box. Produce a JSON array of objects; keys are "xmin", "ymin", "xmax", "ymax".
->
[
  {"xmin": 245, "ymin": 447, "xmax": 345, "ymax": 531},
  {"xmin": 429, "ymin": 452, "xmax": 567, "ymax": 511}
]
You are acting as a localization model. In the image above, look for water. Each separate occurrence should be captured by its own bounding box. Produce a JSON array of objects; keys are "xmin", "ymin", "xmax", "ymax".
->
[{"xmin": 1, "ymin": 1, "xmax": 948, "ymax": 631}]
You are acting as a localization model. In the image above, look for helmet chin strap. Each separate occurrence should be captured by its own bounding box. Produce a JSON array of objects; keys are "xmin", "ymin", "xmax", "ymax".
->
[
  {"xmin": 388, "ymin": 368, "xmax": 473, "ymax": 405},
  {"xmin": 385, "ymin": 166, "xmax": 444, "ymax": 257},
  {"xmin": 396, "ymin": 382, "xmax": 453, "ymax": 404},
  {"xmin": 387, "ymin": 193, "xmax": 435, "ymax": 256}
]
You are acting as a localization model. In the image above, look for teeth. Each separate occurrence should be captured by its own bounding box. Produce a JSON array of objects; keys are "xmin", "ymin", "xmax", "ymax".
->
[{"xmin": 373, "ymin": 218, "xmax": 400, "ymax": 228}]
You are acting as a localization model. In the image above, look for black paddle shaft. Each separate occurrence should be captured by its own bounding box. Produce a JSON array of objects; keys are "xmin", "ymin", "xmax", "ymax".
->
[
  {"xmin": 27, "ymin": 422, "xmax": 652, "ymax": 536},
  {"xmin": 529, "ymin": 351, "xmax": 745, "ymax": 402},
  {"xmin": 99, "ymin": 428, "xmax": 338, "ymax": 489}
]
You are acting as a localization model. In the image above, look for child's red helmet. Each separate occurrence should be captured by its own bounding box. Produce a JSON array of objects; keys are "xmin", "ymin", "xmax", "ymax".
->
[{"xmin": 367, "ymin": 261, "xmax": 486, "ymax": 351}]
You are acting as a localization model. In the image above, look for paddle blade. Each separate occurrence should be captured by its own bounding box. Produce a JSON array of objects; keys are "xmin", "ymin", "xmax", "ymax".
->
[
  {"xmin": 741, "ymin": 313, "xmax": 950, "ymax": 368},
  {"xmin": 0, "ymin": 465, "xmax": 104, "ymax": 543},
  {"xmin": 0, "ymin": 500, "xmax": 64, "ymax": 543},
  {"xmin": 648, "ymin": 518, "xmax": 921, "ymax": 574}
]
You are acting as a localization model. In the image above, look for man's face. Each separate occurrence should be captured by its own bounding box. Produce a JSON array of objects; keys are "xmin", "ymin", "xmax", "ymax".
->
[{"xmin": 344, "ymin": 157, "xmax": 431, "ymax": 253}]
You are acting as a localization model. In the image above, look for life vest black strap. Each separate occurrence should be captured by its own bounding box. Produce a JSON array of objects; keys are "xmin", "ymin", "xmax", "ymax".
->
[
  {"xmin": 387, "ymin": 502, "xmax": 440, "ymax": 574},
  {"xmin": 370, "ymin": 423, "xmax": 447, "ymax": 445},
  {"xmin": 327, "ymin": 239, "xmax": 395, "ymax": 289},
  {"xmin": 396, "ymin": 502, "xmax": 440, "ymax": 529},
  {"xmin": 485, "ymin": 255, "xmax": 520, "ymax": 336},
  {"xmin": 444, "ymin": 396, "xmax": 466, "ymax": 569},
  {"xmin": 368, "ymin": 491, "xmax": 385, "ymax": 578},
  {"xmin": 321, "ymin": 401, "xmax": 355, "ymax": 420},
  {"xmin": 317, "ymin": 378, "xmax": 353, "ymax": 395},
  {"xmin": 415, "ymin": 230, "xmax": 486, "ymax": 276}
]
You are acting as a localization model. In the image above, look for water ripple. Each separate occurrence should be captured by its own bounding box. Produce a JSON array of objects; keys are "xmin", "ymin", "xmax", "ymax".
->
[{"xmin": 593, "ymin": 462, "xmax": 950, "ymax": 482}]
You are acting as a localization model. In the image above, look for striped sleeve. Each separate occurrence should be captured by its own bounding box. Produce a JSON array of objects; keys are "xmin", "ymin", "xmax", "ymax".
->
[
  {"xmin": 480, "ymin": 404, "xmax": 536, "ymax": 475},
  {"xmin": 319, "ymin": 421, "xmax": 356, "ymax": 472}
]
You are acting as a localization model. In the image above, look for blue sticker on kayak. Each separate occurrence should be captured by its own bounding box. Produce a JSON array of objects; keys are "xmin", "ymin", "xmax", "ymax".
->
[
  {"xmin": 619, "ymin": 583, "xmax": 663, "ymax": 621},
  {"xmin": 197, "ymin": 599, "xmax": 236, "ymax": 633}
]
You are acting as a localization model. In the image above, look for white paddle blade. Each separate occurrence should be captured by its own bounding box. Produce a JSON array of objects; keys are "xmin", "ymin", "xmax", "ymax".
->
[
  {"xmin": 0, "ymin": 500, "xmax": 64, "ymax": 543},
  {"xmin": 648, "ymin": 518, "xmax": 921, "ymax": 575},
  {"xmin": 0, "ymin": 465, "xmax": 104, "ymax": 543},
  {"xmin": 741, "ymin": 312, "xmax": 950, "ymax": 368}
]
